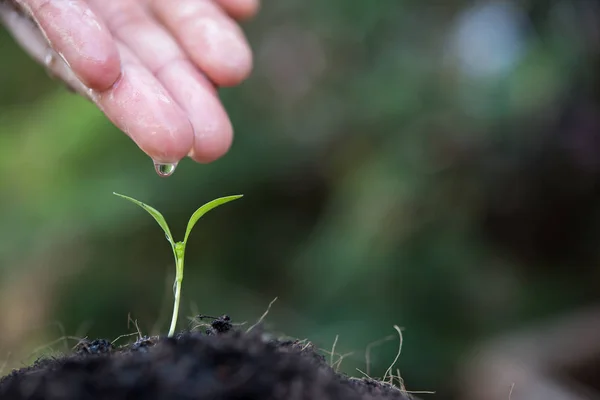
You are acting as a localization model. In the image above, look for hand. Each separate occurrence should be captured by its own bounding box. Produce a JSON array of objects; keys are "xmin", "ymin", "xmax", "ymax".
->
[{"xmin": 0, "ymin": 0, "xmax": 258, "ymax": 164}]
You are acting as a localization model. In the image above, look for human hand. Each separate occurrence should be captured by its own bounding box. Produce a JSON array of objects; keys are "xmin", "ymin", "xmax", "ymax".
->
[{"xmin": 0, "ymin": 0, "xmax": 258, "ymax": 165}]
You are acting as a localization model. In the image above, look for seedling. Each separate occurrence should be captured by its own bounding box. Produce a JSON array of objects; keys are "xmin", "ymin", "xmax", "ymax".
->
[{"xmin": 113, "ymin": 192, "xmax": 243, "ymax": 337}]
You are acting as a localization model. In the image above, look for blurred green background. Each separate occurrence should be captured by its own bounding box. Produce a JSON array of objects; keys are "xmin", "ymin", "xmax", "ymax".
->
[{"xmin": 2, "ymin": 1, "xmax": 600, "ymax": 399}]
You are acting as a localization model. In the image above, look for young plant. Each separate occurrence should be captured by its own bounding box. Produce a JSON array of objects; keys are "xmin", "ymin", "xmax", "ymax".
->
[{"xmin": 113, "ymin": 192, "xmax": 243, "ymax": 337}]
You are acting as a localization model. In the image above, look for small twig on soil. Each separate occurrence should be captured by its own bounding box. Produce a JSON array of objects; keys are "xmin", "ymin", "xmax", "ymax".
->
[
  {"xmin": 111, "ymin": 332, "xmax": 141, "ymax": 346},
  {"xmin": 320, "ymin": 336, "xmax": 355, "ymax": 373},
  {"xmin": 395, "ymin": 368, "xmax": 406, "ymax": 391},
  {"xmin": 190, "ymin": 323, "xmax": 209, "ymax": 331},
  {"xmin": 30, "ymin": 336, "xmax": 85, "ymax": 356},
  {"xmin": 188, "ymin": 315, "xmax": 247, "ymax": 328},
  {"xmin": 127, "ymin": 313, "xmax": 143, "ymax": 341},
  {"xmin": 385, "ymin": 330, "xmax": 435, "ymax": 396},
  {"xmin": 332, "ymin": 351, "xmax": 355, "ymax": 373},
  {"xmin": 292, "ymin": 338, "xmax": 311, "ymax": 351},
  {"xmin": 330, "ymin": 334, "xmax": 339, "ymax": 366},
  {"xmin": 365, "ymin": 334, "xmax": 396, "ymax": 376},
  {"xmin": 383, "ymin": 325, "xmax": 404, "ymax": 383},
  {"xmin": 403, "ymin": 390, "xmax": 436, "ymax": 395},
  {"xmin": 355, "ymin": 368, "xmax": 372, "ymax": 379},
  {"xmin": 356, "ymin": 367, "xmax": 434, "ymax": 395},
  {"xmin": 195, "ymin": 314, "xmax": 221, "ymax": 320},
  {"xmin": 246, "ymin": 297, "xmax": 278, "ymax": 333},
  {"xmin": 359, "ymin": 366, "xmax": 435, "ymax": 396}
]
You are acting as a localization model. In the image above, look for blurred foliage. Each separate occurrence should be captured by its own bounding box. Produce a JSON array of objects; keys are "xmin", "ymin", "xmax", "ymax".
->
[{"xmin": 2, "ymin": 1, "xmax": 600, "ymax": 399}]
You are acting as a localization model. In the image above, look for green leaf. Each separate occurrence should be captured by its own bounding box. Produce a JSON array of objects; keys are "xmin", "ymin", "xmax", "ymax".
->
[
  {"xmin": 113, "ymin": 192, "xmax": 175, "ymax": 245},
  {"xmin": 183, "ymin": 195, "xmax": 243, "ymax": 244}
]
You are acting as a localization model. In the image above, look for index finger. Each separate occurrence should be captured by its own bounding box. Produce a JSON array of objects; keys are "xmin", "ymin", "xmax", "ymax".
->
[{"xmin": 18, "ymin": 0, "xmax": 121, "ymax": 90}]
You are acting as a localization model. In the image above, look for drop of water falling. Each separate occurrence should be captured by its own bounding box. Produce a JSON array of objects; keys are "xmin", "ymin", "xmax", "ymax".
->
[{"xmin": 153, "ymin": 161, "xmax": 178, "ymax": 177}]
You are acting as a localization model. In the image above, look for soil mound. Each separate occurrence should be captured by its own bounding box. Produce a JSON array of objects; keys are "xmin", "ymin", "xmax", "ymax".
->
[{"xmin": 0, "ymin": 316, "xmax": 414, "ymax": 400}]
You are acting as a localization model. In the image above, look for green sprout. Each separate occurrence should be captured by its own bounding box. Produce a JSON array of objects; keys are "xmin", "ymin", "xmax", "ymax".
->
[{"xmin": 113, "ymin": 192, "xmax": 243, "ymax": 337}]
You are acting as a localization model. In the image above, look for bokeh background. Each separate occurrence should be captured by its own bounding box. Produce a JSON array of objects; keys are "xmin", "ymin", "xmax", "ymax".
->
[{"xmin": 2, "ymin": 1, "xmax": 600, "ymax": 399}]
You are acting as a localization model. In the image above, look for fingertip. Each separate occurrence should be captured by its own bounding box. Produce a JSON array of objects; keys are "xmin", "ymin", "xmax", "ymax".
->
[
  {"xmin": 141, "ymin": 121, "xmax": 195, "ymax": 163},
  {"xmin": 122, "ymin": 114, "xmax": 195, "ymax": 164},
  {"xmin": 188, "ymin": 119, "xmax": 234, "ymax": 164},
  {"xmin": 208, "ymin": 41, "xmax": 253, "ymax": 87},
  {"xmin": 216, "ymin": 0, "xmax": 260, "ymax": 21},
  {"xmin": 153, "ymin": 60, "xmax": 234, "ymax": 164},
  {"xmin": 150, "ymin": 0, "xmax": 254, "ymax": 87},
  {"xmin": 192, "ymin": 17, "xmax": 254, "ymax": 87}
]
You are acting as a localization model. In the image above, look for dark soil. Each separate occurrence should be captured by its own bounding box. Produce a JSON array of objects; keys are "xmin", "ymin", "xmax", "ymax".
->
[
  {"xmin": 0, "ymin": 315, "xmax": 415, "ymax": 400},
  {"xmin": 561, "ymin": 355, "xmax": 600, "ymax": 396}
]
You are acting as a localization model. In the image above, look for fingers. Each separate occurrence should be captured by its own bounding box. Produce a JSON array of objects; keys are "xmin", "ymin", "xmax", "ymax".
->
[
  {"xmin": 150, "ymin": 0, "xmax": 253, "ymax": 87},
  {"xmin": 0, "ymin": 3, "xmax": 89, "ymax": 97},
  {"xmin": 8, "ymin": 0, "xmax": 254, "ymax": 164},
  {"xmin": 159, "ymin": 61, "xmax": 233, "ymax": 163},
  {"xmin": 95, "ymin": 44, "xmax": 194, "ymax": 163},
  {"xmin": 91, "ymin": 0, "xmax": 233, "ymax": 163},
  {"xmin": 214, "ymin": 0, "xmax": 260, "ymax": 21},
  {"xmin": 19, "ymin": 0, "xmax": 121, "ymax": 90}
]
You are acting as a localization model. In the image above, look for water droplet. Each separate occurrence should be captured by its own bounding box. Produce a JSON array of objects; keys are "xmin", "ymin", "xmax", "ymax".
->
[
  {"xmin": 44, "ymin": 52, "xmax": 55, "ymax": 68},
  {"xmin": 43, "ymin": 52, "xmax": 59, "ymax": 80},
  {"xmin": 153, "ymin": 161, "xmax": 177, "ymax": 177}
]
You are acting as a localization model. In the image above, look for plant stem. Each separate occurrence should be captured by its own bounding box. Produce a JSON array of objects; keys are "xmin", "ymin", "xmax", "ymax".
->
[{"xmin": 168, "ymin": 256, "xmax": 184, "ymax": 337}]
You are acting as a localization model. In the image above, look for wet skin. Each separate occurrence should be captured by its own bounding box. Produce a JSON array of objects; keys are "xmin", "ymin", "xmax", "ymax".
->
[{"xmin": 0, "ymin": 0, "xmax": 259, "ymax": 164}]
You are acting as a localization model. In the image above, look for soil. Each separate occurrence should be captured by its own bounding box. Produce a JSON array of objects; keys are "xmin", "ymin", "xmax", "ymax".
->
[
  {"xmin": 561, "ymin": 356, "xmax": 600, "ymax": 396},
  {"xmin": 0, "ymin": 315, "xmax": 415, "ymax": 400}
]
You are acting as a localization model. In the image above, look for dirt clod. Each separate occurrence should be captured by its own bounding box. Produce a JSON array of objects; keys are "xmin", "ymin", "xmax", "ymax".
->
[
  {"xmin": 128, "ymin": 336, "xmax": 157, "ymax": 353},
  {"xmin": 206, "ymin": 314, "xmax": 233, "ymax": 335},
  {"xmin": 74, "ymin": 339, "xmax": 114, "ymax": 356}
]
